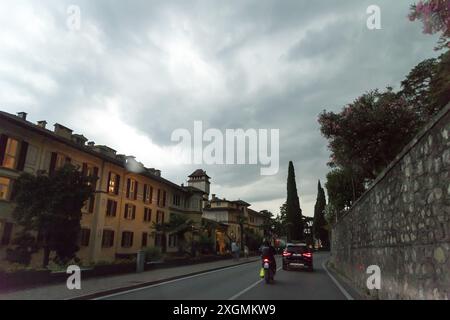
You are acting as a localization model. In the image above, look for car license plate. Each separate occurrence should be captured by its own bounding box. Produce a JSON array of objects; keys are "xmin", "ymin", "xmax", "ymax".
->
[
  {"xmin": 290, "ymin": 263, "xmax": 304, "ymax": 267},
  {"xmin": 264, "ymin": 263, "xmax": 270, "ymax": 269},
  {"xmin": 293, "ymin": 254, "xmax": 301, "ymax": 257}
]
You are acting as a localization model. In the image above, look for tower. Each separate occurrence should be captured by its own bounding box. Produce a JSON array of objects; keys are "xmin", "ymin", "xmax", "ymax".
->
[{"xmin": 187, "ymin": 169, "xmax": 210, "ymax": 199}]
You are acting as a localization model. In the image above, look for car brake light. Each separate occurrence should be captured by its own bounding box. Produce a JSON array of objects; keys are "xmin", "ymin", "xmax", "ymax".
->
[
  {"xmin": 303, "ymin": 252, "xmax": 312, "ymax": 258},
  {"xmin": 282, "ymin": 251, "xmax": 292, "ymax": 257},
  {"xmin": 263, "ymin": 258, "xmax": 269, "ymax": 262}
]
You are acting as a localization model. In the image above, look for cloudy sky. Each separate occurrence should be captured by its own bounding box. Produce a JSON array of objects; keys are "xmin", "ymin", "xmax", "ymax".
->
[{"xmin": 0, "ymin": 0, "xmax": 440, "ymax": 216}]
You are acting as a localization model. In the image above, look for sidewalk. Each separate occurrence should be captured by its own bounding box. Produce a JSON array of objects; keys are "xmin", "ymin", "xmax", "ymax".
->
[{"xmin": 0, "ymin": 257, "xmax": 259, "ymax": 300}]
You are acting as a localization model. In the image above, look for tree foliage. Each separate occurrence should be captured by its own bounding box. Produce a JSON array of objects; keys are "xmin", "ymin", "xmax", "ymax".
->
[
  {"xmin": 286, "ymin": 161, "xmax": 304, "ymax": 241},
  {"xmin": 319, "ymin": 89, "xmax": 421, "ymax": 180},
  {"xmin": 408, "ymin": 0, "xmax": 450, "ymax": 50},
  {"xmin": 12, "ymin": 164, "xmax": 96, "ymax": 267},
  {"xmin": 313, "ymin": 180, "xmax": 329, "ymax": 248}
]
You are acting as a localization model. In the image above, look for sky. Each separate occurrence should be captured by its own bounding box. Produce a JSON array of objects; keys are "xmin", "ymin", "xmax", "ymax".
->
[{"xmin": 0, "ymin": 0, "xmax": 440, "ymax": 216}]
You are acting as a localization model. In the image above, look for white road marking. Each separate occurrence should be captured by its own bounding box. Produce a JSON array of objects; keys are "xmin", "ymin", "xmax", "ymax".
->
[
  {"xmin": 228, "ymin": 266, "xmax": 282, "ymax": 300},
  {"xmin": 322, "ymin": 260, "xmax": 354, "ymax": 300},
  {"xmin": 90, "ymin": 261, "xmax": 257, "ymax": 300}
]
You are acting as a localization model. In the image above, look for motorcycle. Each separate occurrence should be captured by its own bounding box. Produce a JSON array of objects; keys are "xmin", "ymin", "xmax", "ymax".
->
[{"xmin": 261, "ymin": 258, "xmax": 274, "ymax": 284}]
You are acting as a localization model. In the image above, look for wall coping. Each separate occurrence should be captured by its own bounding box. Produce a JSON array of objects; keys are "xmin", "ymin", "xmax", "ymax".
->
[{"xmin": 334, "ymin": 102, "xmax": 450, "ymax": 226}]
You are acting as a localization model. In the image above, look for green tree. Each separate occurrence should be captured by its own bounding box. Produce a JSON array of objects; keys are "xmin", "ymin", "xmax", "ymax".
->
[
  {"xmin": 318, "ymin": 89, "xmax": 420, "ymax": 180},
  {"xmin": 286, "ymin": 161, "xmax": 304, "ymax": 241},
  {"xmin": 325, "ymin": 168, "xmax": 365, "ymax": 215},
  {"xmin": 312, "ymin": 180, "xmax": 329, "ymax": 249},
  {"xmin": 152, "ymin": 213, "xmax": 194, "ymax": 254},
  {"xmin": 12, "ymin": 164, "xmax": 96, "ymax": 267}
]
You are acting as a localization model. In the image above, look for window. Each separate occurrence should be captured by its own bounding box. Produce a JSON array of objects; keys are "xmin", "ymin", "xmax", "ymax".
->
[
  {"xmin": 121, "ymin": 231, "xmax": 134, "ymax": 248},
  {"xmin": 1, "ymin": 222, "xmax": 13, "ymax": 246},
  {"xmin": 142, "ymin": 232, "xmax": 148, "ymax": 247},
  {"xmin": 173, "ymin": 194, "xmax": 181, "ymax": 206},
  {"xmin": 156, "ymin": 211, "xmax": 165, "ymax": 224},
  {"xmin": 0, "ymin": 177, "xmax": 11, "ymax": 200},
  {"xmin": 155, "ymin": 234, "xmax": 164, "ymax": 247},
  {"xmin": 80, "ymin": 228, "xmax": 90, "ymax": 247},
  {"xmin": 49, "ymin": 152, "xmax": 71, "ymax": 173},
  {"xmin": 162, "ymin": 191, "xmax": 167, "ymax": 207},
  {"xmin": 157, "ymin": 189, "xmax": 161, "ymax": 206},
  {"xmin": 107, "ymin": 172, "xmax": 120, "ymax": 195},
  {"xmin": 126, "ymin": 178, "xmax": 138, "ymax": 200},
  {"xmin": 124, "ymin": 204, "xmax": 136, "ymax": 220},
  {"xmin": 106, "ymin": 199, "xmax": 118, "ymax": 217},
  {"xmin": 144, "ymin": 207, "xmax": 152, "ymax": 222},
  {"xmin": 101, "ymin": 230, "xmax": 114, "ymax": 248},
  {"xmin": 169, "ymin": 234, "xmax": 178, "ymax": 248},
  {"xmin": 86, "ymin": 195, "xmax": 95, "ymax": 213},
  {"xmin": 2, "ymin": 137, "xmax": 19, "ymax": 169},
  {"xmin": 82, "ymin": 163, "xmax": 99, "ymax": 188},
  {"xmin": 143, "ymin": 184, "xmax": 153, "ymax": 204}
]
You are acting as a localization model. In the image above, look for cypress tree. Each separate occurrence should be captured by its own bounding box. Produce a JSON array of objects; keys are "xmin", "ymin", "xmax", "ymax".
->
[
  {"xmin": 313, "ymin": 180, "xmax": 329, "ymax": 248},
  {"xmin": 286, "ymin": 161, "xmax": 303, "ymax": 241}
]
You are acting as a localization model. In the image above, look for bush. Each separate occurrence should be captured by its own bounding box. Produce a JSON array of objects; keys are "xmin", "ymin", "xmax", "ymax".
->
[{"xmin": 145, "ymin": 247, "xmax": 162, "ymax": 262}]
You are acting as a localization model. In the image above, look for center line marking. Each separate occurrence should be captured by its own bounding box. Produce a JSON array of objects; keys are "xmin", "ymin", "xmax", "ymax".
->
[{"xmin": 228, "ymin": 266, "xmax": 282, "ymax": 300}]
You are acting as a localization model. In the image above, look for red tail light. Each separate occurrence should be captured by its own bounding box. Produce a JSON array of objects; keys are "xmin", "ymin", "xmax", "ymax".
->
[
  {"xmin": 282, "ymin": 251, "xmax": 292, "ymax": 257},
  {"xmin": 263, "ymin": 258, "xmax": 269, "ymax": 262},
  {"xmin": 303, "ymin": 252, "xmax": 312, "ymax": 258}
]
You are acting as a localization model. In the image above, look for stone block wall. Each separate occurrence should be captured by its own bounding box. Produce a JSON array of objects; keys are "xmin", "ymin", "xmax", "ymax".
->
[{"xmin": 330, "ymin": 103, "xmax": 450, "ymax": 299}]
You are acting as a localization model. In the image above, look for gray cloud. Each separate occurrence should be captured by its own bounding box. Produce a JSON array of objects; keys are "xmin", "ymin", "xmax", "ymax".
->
[{"xmin": 0, "ymin": 0, "xmax": 441, "ymax": 216}]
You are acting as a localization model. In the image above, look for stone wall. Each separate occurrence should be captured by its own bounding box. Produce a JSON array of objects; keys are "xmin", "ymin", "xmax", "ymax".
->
[{"xmin": 330, "ymin": 103, "xmax": 450, "ymax": 300}]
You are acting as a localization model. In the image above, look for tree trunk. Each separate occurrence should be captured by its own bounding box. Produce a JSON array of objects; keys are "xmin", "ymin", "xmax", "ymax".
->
[{"xmin": 43, "ymin": 246, "xmax": 50, "ymax": 268}]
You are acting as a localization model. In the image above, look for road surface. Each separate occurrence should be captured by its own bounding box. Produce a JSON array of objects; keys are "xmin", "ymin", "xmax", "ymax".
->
[{"xmin": 97, "ymin": 252, "xmax": 352, "ymax": 300}]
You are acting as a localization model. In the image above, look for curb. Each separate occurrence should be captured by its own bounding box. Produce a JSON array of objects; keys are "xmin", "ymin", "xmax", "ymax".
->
[
  {"xmin": 324, "ymin": 260, "xmax": 367, "ymax": 300},
  {"xmin": 69, "ymin": 258, "xmax": 259, "ymax": 300}
]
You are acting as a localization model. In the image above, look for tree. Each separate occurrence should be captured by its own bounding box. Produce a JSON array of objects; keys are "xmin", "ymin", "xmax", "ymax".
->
[
  {"xmin": 318, "ymin": 89, "xmax": 420, "ymax": 180},
  {"xmin": 12, "ymin": 164, "xmax": 96, "ymax": 267},
  {"xmin": 325, "ymin": 168, "xmax": 365, "ymax": 215},
  {"xmin": 400, "ymin": 51, "xmax": 450, "ymax": 120},
  {"xmin": 286, "ymin": 161, "xmax": 304, "ymax": 241},
  {"xmin": 152, "ymin": 213, "xmax": 194, "ymax": 254},
  {"xmin": 408, "ymin": 0, "xmax": 450, "ymax": 50},
  {"xmin": 259, "ymin": 210, "xmax": 274, "ymax": 238},
  {"xmin": 313, "ymin": 180, "xmax": 329, "ymax": 249}
]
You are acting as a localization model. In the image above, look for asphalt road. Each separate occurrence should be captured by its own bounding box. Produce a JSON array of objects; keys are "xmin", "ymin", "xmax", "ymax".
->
[{"xmin": 99, "ymin": 252, "xmax": 350, "ymax": 300}]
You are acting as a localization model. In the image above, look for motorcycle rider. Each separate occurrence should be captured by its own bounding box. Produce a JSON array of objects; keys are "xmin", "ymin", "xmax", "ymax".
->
[{"xmin": 260, "ymin": 240, "xmax": 277, "ymax": 275}]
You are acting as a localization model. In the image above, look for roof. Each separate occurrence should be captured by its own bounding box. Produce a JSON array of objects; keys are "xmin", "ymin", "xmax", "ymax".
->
[
  {"xmin": 0, "ymin": 111, "xmax": 187, "ymax": 192},
  {"xmin": 188, "ymin": 169, "xmax": 210, "ymax": 179},
  {"xmin": 231, "ymin": 199, "xmax": 250, "ymax": 207},
  {"xmin": 182, "ymin": 185, "xmax": 207, "ymax": 194}
]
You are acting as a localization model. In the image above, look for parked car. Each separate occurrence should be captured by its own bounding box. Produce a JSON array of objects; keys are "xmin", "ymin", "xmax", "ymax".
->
[{"xmin": 282, "ymin": 243, "xmax": 313, "ymax": 271}]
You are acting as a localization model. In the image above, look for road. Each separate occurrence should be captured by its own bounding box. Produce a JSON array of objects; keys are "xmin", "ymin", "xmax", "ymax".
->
[{"xmin": 98, "ymin": 252, "xmax": 351, "ymax": 300}]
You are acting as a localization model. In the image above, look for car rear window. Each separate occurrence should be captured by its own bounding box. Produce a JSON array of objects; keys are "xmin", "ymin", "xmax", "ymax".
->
[{"xmin": 287, "ymin": 246, "xmax": 309, "ymax": 253}]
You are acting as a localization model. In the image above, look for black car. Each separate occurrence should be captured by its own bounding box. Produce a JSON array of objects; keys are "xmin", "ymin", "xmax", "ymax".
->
[{"xmin": 282, "ymin": 243, "xmax": 313, "ymax": 271}]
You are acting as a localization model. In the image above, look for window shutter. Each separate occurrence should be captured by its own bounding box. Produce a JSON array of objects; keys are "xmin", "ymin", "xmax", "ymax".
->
[
  {"xmin": 115, "ymin": 174, "xmax": 120, "ymax": 195},
  {"xmin": 134, "ymin": 182, "xmax": 138, "ymax": 200},
  {"xmin": 132, "ymin": 205, "xmax": 136, "ymax": 219},
  {"xmin": 0, "ymin": 134, "xmax": 8, "ymax": 166},
  {"xmin": 93, "ymin": 167, "xmax": 99, "ymax": 188},
  {"xmin": 82, "ymin": 163, "xmax": 88, "ymax": 176},
  {"xmin": 130, "ymin": 232, "xmax": 134, "ymax": 247},
  {"xmin": 16, "ymin": 141, "xmax": 28, "ymax": 171},
  {"xmin": 88, "ymin": 195, "xmax": 95, "ymax": 213},
  {"xmin": 124, "ymin": 204, "xmax": 128, "ymax": 218},
  {"xmin": 49, "ymin": 152, "xmax": 57, "ymax": 174},
  {"xmin": 113, "ymin": 201, "xmax": 117, "ymax": 216},
  {"xmin": 121, "ymin": 232, "xmax": 125, "ymax": 247},
  {"xmin": 126, "ymin": 178, "xmax": 131, "ymax": 198},
  {"xmin": 143, "ymin": 184, "xmax": 147, "ymax": 203},
  {"xmin": 107, "ymin": 171, "xmax": 111, "ymax": 191}
]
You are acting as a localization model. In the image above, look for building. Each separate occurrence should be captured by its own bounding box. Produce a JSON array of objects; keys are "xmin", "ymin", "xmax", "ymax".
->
[
  {"xmin": 0, "ymin": 111, "xmax": 205, "ymax": 265},
  {"xmin": 202, "ymin": 195, "xmax": 266, "ymax": 254}
]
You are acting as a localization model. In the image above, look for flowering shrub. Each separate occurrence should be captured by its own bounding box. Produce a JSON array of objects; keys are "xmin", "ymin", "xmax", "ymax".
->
[{"xmin": 408, "ymin": 0, "xmax": 450, "ymax": 48}]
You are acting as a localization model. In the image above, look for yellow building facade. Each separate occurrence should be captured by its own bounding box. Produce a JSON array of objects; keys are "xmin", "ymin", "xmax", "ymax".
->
[{"xmin": 0, "ymin": 111, "xmax": 205, "ymax": 265}]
